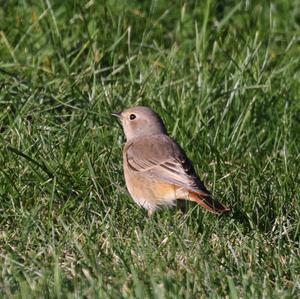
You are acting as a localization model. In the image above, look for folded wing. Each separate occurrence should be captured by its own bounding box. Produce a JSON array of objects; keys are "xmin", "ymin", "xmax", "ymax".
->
[{"xmin": 125, "ymin": 134, "xmax": 211, "ymax": 197}]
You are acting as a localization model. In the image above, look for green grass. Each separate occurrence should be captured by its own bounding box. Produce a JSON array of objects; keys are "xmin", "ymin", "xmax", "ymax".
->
[{"xmin": 0, "ymin": 0, "xmax": 300, "ymax": 298}]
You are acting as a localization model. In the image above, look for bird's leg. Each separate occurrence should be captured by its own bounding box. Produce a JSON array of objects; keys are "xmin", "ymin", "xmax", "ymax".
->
[
  {"xmin": 148, "ymin": 209, "xmax": 155, "ymax": 217},
  {"xmin": 176, "ymin": 199, "xmax": 187, "ymax": 214}
]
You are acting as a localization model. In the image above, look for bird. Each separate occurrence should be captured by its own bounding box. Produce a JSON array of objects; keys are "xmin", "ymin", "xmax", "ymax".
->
[{"xmin": 112, "ymin": 106, "xmax": 230, "ymax": 216}]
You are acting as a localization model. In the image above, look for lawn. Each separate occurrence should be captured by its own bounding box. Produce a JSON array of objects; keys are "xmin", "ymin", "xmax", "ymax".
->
[{"xmin": 0, "ymin": 0, "xmax": 299, "ymax": 298}]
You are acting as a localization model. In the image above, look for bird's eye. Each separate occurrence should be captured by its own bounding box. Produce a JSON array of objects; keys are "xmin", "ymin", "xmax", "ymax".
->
[{"xmin": 129, "ymin": 114, "xmax": 136, "ymax": 120}]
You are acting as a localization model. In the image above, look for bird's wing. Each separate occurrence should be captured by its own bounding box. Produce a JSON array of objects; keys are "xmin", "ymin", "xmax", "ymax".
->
[{"xmin": 125, "ymin": 134, "xmax": 210, "ymax": 196}]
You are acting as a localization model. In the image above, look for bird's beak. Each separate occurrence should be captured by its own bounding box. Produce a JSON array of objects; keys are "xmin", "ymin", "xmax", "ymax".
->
[{"xmin": 111, "ymin": 111, "xmax": 122, "ymax": 119}]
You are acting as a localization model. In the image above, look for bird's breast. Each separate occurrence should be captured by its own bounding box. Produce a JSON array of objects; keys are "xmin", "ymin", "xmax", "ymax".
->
[{"xmin": 123, "ymin": 150, "xmax": 178, "ymax": 210}]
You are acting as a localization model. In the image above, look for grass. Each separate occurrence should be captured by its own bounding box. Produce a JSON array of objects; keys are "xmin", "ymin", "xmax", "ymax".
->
[{"xmin": 0, "ymin": 0, "xmax": 299, "ymax": 297}]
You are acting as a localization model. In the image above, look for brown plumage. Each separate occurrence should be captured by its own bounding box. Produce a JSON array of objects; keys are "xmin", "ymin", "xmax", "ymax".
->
[{"xmin": 113, "ymin": 106, "xmax": 230, "ymax": 216}]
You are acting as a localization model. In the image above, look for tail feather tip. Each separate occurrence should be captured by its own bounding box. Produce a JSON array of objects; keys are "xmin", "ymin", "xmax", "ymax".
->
[{"xmin": 188, "ymin": 191, "xmax": 230, "ymax": 215}]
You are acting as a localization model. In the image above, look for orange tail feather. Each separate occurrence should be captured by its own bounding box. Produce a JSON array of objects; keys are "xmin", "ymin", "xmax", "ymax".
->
[{"xmin": 188, "ymin": 191, "xmax": 230, "ymax": 215}]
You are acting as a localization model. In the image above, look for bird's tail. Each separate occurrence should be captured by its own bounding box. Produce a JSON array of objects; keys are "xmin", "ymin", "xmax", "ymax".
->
[{"xmin": 188, "ymin": 191, "xmax": 230, "ymax": 215}]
